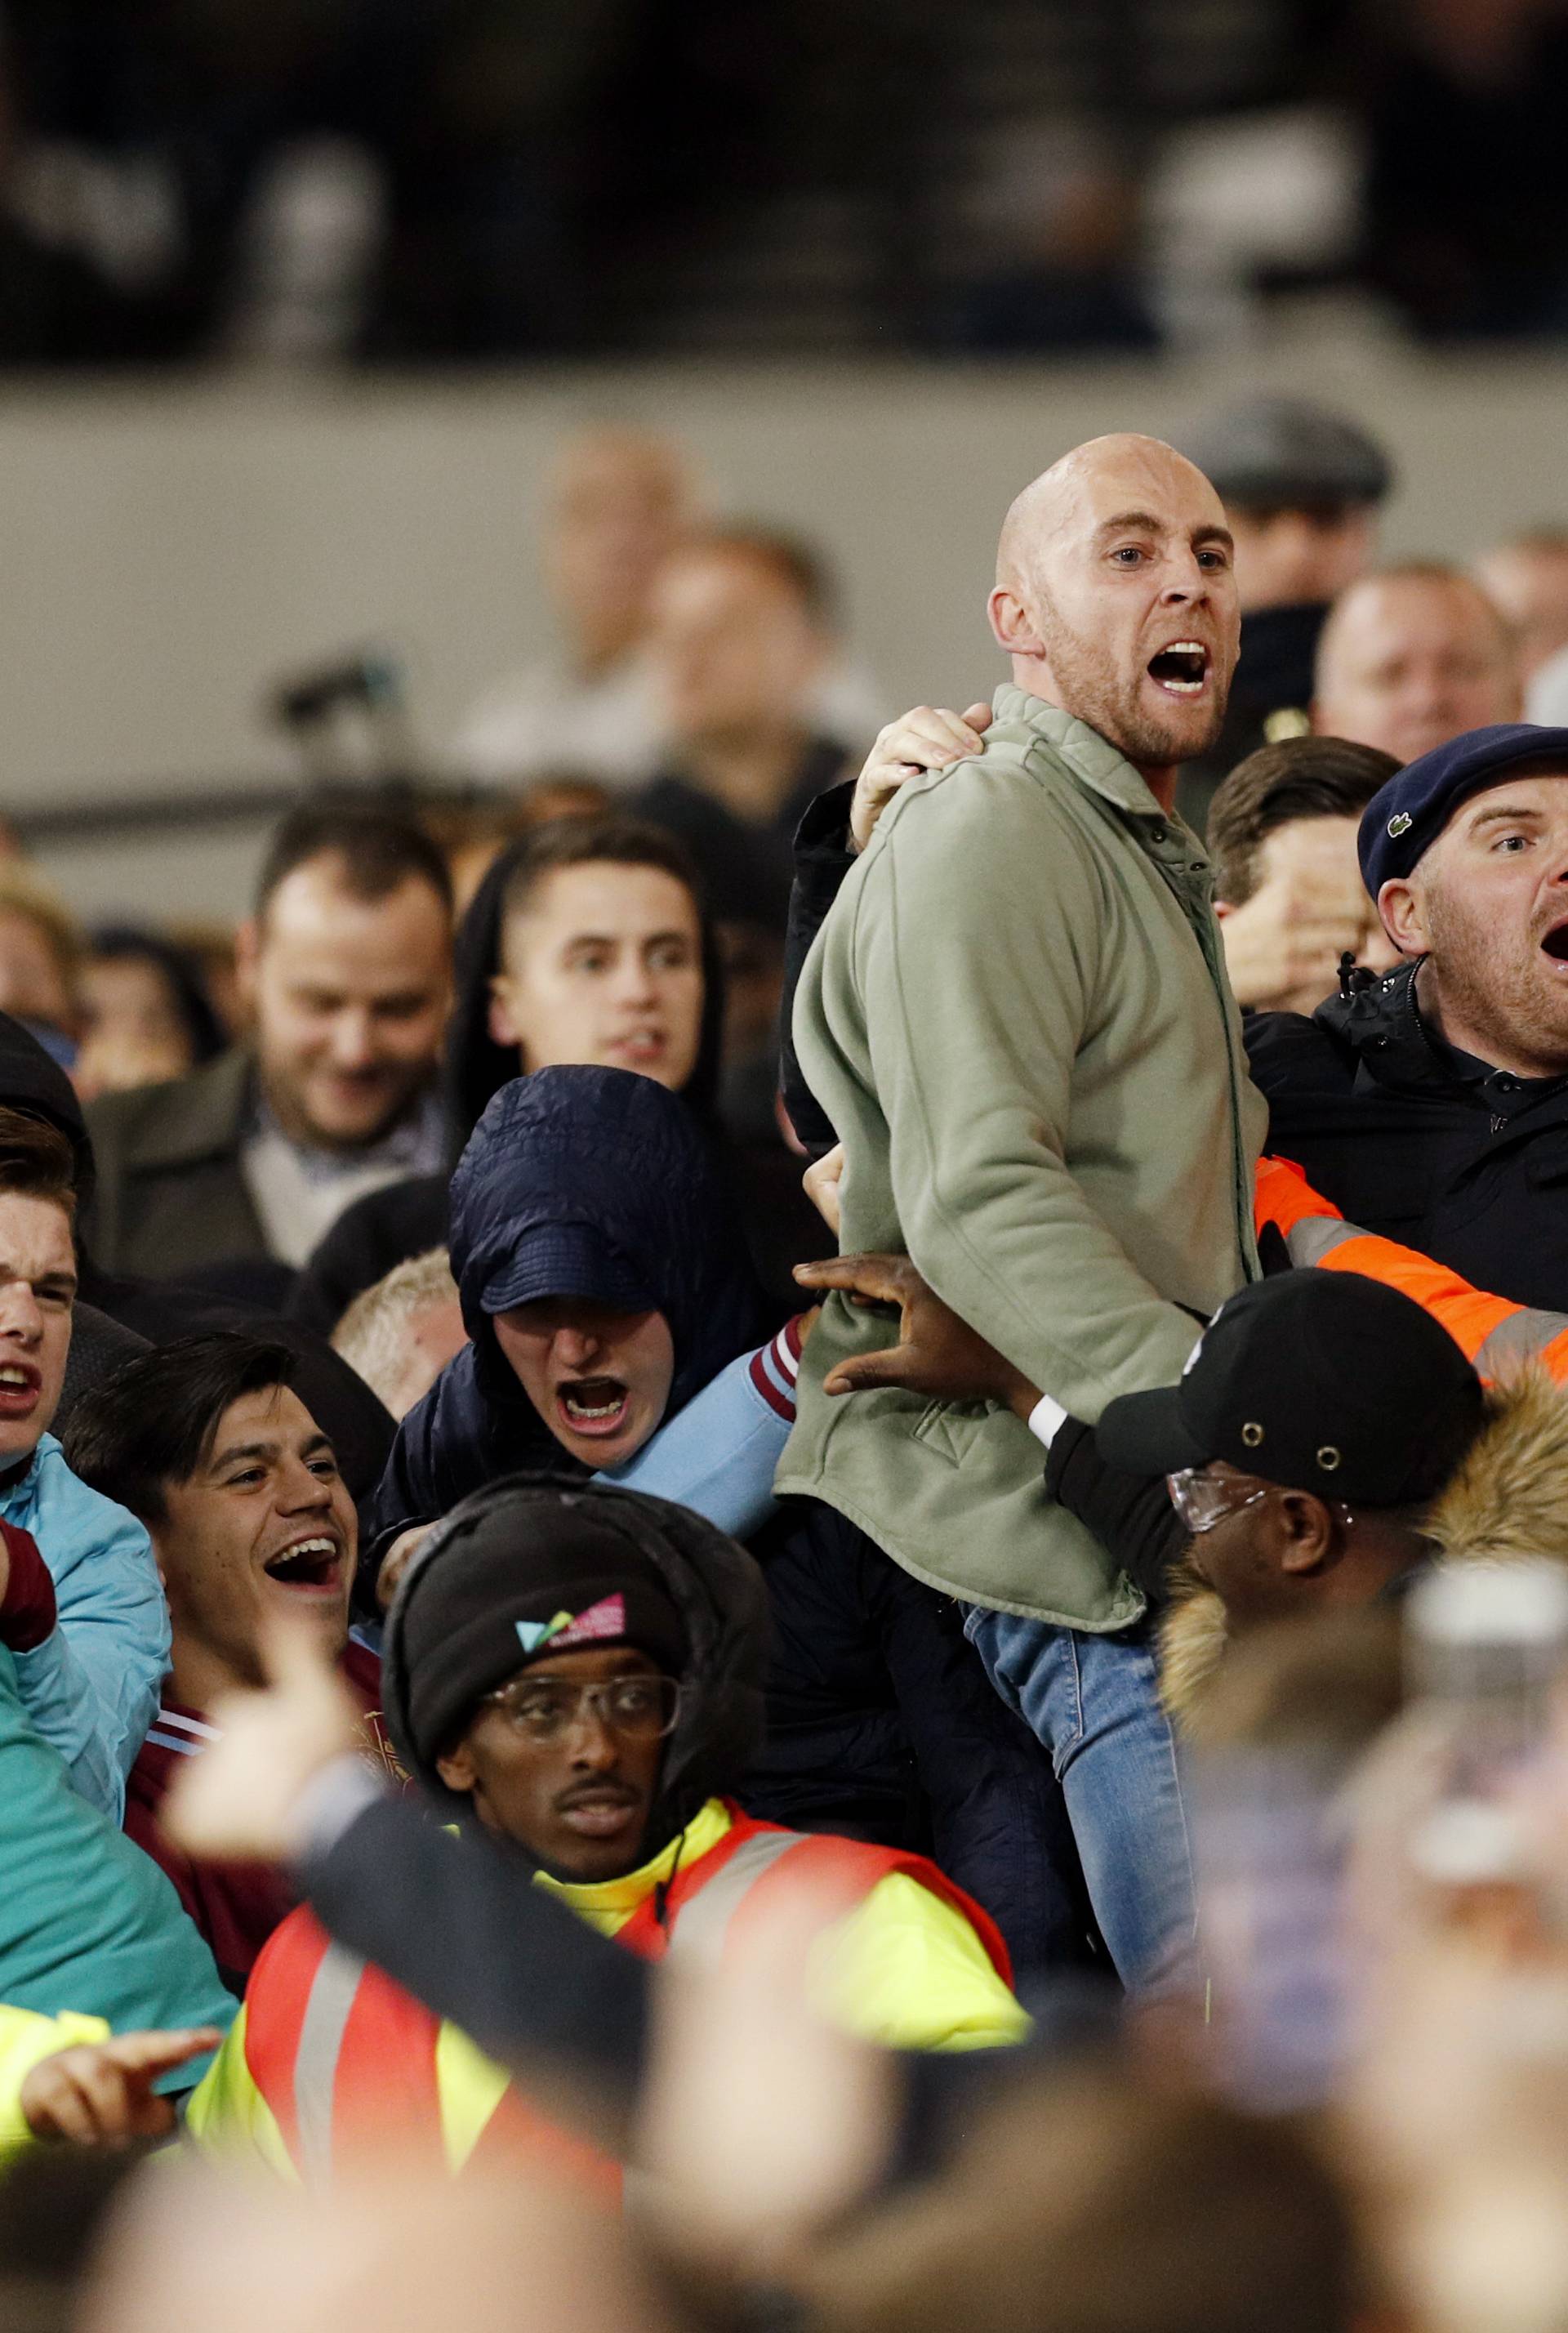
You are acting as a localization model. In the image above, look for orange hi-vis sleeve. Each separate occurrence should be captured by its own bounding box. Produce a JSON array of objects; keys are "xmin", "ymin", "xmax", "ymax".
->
[{"xmin": 1254, "ymin": 1154, "xmax": 1568, "ymax": 1385}]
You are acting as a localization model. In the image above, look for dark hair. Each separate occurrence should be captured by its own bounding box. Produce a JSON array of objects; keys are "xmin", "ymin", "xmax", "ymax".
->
[
  {"xmin": 0, "ymin": 1104, "xmax": 78, "ymax": 1220},
  {"xmin": 1208, "ymin": 736, "xmax": 1400, "ymax": 903},
  {"xmin": 87, "ymin": 925, "xmax": 227, "ymax": 1067},
  {"xmin": 62, "ymin": 1331, "xmax": 300, "ymax": 1526},
  {"xmin": 256, "ymin": 796, "xmax": 454, "ymax": 924},
  {"xmin": 670, "ymin": 525, "xmax": 839, "ymax": 631},
  {"xmin": 446, "ymin": 813, "xmax": 724, "ymax": 1140},
  {"xmin": 498, "ymin": 810, "xmax": 707, "ymax": 930}
]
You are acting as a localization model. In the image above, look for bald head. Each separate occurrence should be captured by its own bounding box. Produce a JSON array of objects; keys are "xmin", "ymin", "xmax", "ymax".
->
[
  {"xmin": 545, "ymin": 426, "xmax": 698, "ymax": 671},
  {"xmin": 988, "ymin": 434, "xmax": 1239, "ymax": 786},
  {"xmin": 1312, "ymin": 564, "xmax": 1519, "ymax": 765}
]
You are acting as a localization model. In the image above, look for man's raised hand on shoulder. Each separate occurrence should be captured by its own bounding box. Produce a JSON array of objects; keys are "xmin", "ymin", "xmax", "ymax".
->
[
  {"xmin": 793, "ymin": 1252, "xmax": 1039, "ymax": 1417},
  {"xmin": 849, "ymin": 703, "xmax": 991, "ymax": 853}
]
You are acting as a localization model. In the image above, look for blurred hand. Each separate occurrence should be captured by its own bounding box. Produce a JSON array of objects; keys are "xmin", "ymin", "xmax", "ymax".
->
[
  {"xmin": 794, "ymin": 1251, "xmax": 1038, "ymax": 1416},
  {"xmin": 377, "ymin": 1523, "xmax": 432, "ymax": 1613},
  {"xmin": 21, "ymin": 2027, "xmax": 223, "ymax": 2148},
  {"xmin": 1216, "ymin": 822, "xmax": 1392, "ymax": 1017},
  {"xmin": 802, "ymin": 1143, "xmax": 844, "ymax": 1235},
  {"xmin": 163, "ymin": 1618, "xmax": 361, "ymax": 1865},
  {"xmin": 849, "ymin": 702, "xmax": 991, "ymax": 852}
]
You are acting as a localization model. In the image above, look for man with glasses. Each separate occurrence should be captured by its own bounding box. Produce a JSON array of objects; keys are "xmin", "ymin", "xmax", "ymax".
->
[{"xmin": 186, "ymin": 1477, "xmax": 1026, "ymax": 2181}]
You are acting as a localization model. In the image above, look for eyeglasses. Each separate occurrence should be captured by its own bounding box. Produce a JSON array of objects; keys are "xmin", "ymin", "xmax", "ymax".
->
[
  {"xmin": 1166, "ymin": 1467, "xmax": 1356, "ymax": 1536},
  {"xmin": 1166, "ymin": 1467, "xmax": 1274, "ymax": 1535},
  {"xmin": 485, "ymin": 1674, "xmax": 682, "ymax": 1746}
]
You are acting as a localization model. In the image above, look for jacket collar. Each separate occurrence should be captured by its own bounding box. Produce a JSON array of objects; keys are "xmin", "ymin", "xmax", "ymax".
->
[
  {"xmin": 991, "ymin": 685, "xmax": 1179, "ymax": 824},
  {"xmin": 1313, "ymin": 959, "xmax": 1568, "ymax": 1110}
]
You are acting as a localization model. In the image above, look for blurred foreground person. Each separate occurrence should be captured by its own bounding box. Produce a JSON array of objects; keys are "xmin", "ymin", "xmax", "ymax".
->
[
  {"xmin": 83, "ymin": 805, "xmax": 454, "ymax": 1295},
  {"xmin": 75, "ymin": 927, "xmax": 226, "ymax": 1100},
  {"xmin": 65, "ymin": 1332, "xmax": 396, "ymax": 1989},
  {"xmin": 1173, "ymin": 394, "xmax": 1392, "ymax": 831},
  {"xmin": 186, "ymin": 1479, "xmax": 1022, "ymax": 2178},
  {"xmin": 802, "ymin": 2060, "xmax": 1361, "ymax": 2333},
  {"xmin": 82, "ymin": 2159, "xmax": 676, "ymax": 2333},
  {"xmin": 1312, "ymin": 563, "xmax": 1518, "ymax": 763},
  {"xmin": 453, "ymin": 426, "xmax": 697, "ymax": 789},
  {"xmin": 1207, "ymin": 736, "xmax": 1402, "ymax": 1015},
  {"xmin": 1249, "ymin": 724, "xmax": 1568, "ymax": 1307}
]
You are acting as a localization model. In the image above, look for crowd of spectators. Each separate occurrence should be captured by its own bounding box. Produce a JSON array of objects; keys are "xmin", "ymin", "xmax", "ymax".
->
[
  {"xmin": 11, "ymin": 391, "xmax": 1568, "ymax": 2333},
  {"xmin": 4, "ymin": 2, "xmax": 1568, "ymax": 358}
]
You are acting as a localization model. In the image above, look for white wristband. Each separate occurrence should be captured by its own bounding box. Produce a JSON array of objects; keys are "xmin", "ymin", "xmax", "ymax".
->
[{"xmin": 1027, "ymin": 1391, "xmax": 1069, "ymax": 1450}]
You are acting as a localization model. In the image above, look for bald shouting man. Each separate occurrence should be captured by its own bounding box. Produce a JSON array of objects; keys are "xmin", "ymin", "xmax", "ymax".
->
[{"xmin": 778, "ymin": 435, "xmax": 1267, "ymax": 1991}]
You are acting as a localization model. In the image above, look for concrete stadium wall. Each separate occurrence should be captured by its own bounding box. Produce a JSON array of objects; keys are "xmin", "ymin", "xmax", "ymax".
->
[{"xmin": 6, "ymin": 346, "xmax": 1566, "ymax": 917}]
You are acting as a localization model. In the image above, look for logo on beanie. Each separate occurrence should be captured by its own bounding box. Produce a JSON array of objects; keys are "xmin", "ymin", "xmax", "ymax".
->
[
  {"xmin": 1387, "ymin": 810, "xmax": 1413, "ymax": 838},
  {"xmin": 514, "ymin": 1594, "xmax": 627, "ymax": 1657}
]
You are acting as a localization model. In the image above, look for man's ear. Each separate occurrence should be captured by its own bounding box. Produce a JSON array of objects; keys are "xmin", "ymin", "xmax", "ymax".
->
[
  {"xmin": 987, "ymin": 585, "xmax": 1047, "ymax": 658},
  {"xmin": 435, "ymin": 1741, "xmax": 479, "ymax": 1795},
  {"xmin": 487, "ymin": 976, "xmax": 523, "ymax": 1051},
  {"xmin": 1276, "ymin": 1490, "xmax": 1340, "ymax": 1577},
  {"xmin": 1377, "ymin": 875, "xmax": 1428, "ymax": 957}
]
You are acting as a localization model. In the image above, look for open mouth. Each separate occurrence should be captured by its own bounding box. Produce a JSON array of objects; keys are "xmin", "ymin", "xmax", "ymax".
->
[
  {"xmin": 262, "ymin": 1535, "xmax": 343, "ymax": 1594},
  {"xmin": 0, "ymin": 1360, "xmax": 42, "ymax": 1417},
  {"xmin": 558, "ymin": 1376, "xmax": 632, "ymax": 1439},
  {"xmin": 607, "ymin": 1028, "xmax": 667, "ymax": 1065},
  {"xmin": 1543, "ymin": 921, "xmax": 1568, "ymax": 964},
  {"xmin": 1147, "ymin": 640, "xmax": 1211, "ymax": 698}
]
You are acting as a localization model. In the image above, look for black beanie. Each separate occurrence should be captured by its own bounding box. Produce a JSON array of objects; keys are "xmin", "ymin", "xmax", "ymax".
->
[{"xmin": 391, "ymin": 1487, "xmax": 688, "ymax": 1772}]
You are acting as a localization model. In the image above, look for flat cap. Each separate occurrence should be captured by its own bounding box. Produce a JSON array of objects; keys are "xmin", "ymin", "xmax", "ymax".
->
[
  {"xmin": 1175, "ymin": 395, "xmax": 1392, "ymax": 511},
  {"xmin": 1359, "ymin": 721, "xmax": 1568, "ymax": 896}
]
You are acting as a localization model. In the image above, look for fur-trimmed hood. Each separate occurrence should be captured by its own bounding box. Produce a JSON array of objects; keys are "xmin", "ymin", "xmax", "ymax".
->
[{"xmin": 1160, "ymin": 1365, "xmax": 1568, "ymax": 1731}]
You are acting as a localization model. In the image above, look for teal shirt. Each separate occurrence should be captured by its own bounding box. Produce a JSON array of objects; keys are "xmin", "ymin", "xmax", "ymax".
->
[{"xmin": 0, "ymin": 1652, "xmax": 234, "ymax": 2057}]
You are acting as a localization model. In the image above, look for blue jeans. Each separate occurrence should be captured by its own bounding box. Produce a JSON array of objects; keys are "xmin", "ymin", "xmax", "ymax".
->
[{"xmin": 964, "ymin": 1606, "xmax": 1198, "ymax": 1996}]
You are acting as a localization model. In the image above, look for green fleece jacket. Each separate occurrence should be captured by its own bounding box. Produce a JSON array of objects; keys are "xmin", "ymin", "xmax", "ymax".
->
[{"xmin": 777, "ymin": 687, "xmax": 1267, "ymax": 1628}]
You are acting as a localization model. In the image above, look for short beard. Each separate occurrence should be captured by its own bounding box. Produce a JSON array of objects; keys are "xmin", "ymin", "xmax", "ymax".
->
[
  {"xmin": 1036, "ymin": 597, "xmax": 1227, "ymax": 769},
  {"xmin": 1422, "ymin": 881, "xmax": 1568, "ymax": 1077}
]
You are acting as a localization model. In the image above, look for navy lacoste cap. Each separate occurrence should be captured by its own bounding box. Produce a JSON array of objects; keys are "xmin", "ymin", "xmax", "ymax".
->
[{"xmin": 1359, "ymin": 722, "xmax": 1568, "ymax": 899}]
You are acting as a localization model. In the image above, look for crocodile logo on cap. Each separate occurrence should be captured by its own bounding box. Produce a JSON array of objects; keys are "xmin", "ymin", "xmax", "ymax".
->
[{"xmin": 1387, "ymin": 811, "xmax": 1414, "ymax": 838}]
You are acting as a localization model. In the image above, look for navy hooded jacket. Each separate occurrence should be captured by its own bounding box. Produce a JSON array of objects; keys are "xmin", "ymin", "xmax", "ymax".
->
[{"xmin": 363, "ymin": 1066, "xmax": 768, "ymax": 1556}]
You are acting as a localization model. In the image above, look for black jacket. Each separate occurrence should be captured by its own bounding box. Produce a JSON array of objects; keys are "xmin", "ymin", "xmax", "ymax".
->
[
  {"xmin": 363, "ymin": 1066, "xmax": 769, "ymax": 1556},
  {"xmin": 1246, "ymin": 960, "xmax": 1568, "ymax": 1310}
]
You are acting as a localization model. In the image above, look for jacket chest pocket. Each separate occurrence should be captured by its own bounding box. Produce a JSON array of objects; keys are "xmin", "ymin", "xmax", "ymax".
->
[{"xmin": 911, "ymin": 1400, "xmax": 994, "ymax": 1468}]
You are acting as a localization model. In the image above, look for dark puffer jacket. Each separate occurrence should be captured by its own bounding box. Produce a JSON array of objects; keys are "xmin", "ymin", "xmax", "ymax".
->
[
  {"xmin": 363, "ymin": 1065, "xmax": 768, "ymax": 1555},
  {"xmin": 1245, "ymin": 959, "xmax": 1568, "ymax": 1310},
  {"xmin": 381, "ymin": 1472, "xmax": 770, "ymax": 1848}
]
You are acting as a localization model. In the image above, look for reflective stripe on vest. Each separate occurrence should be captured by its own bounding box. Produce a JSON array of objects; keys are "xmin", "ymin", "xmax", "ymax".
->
[
  {"xmin": 661, "ymin": 1825, "xmax": 818, "ymax": 1971},
  {"xmin": 292, "ymin": 1941, "xmax": 364, "ymax": 2184},
  {"xmin": 615, "ymin": 1805, "xmax": 1013, "ymax": 1987}
]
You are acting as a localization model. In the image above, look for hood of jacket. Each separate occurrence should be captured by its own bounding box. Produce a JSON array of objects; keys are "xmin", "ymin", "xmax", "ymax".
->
[
  {"xmin": 1160, "ymin": 1363, "xmax": 1568, "ymax": 1730},
  {"xmin": 381, "ymin": 1471, "xmax": 771, "ymax": 1845},
  {"xmin": 443, "ymin": 833, "xmax": 727, "ymax": 1150},
  {"xmin": 446, "ymin": 1065, "xmax": 768, "ymax": 1470},
  {"xmin": 0, "ymin": 1010, "xmax": 95, "ymax": 1205}
]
